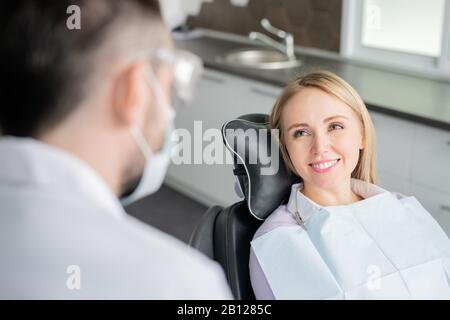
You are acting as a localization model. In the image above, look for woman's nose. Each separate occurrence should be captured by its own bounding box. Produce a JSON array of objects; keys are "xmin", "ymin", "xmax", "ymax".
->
[{"xmin": 311, "ymin": 132, "xmax": 330, "ymax": 155}]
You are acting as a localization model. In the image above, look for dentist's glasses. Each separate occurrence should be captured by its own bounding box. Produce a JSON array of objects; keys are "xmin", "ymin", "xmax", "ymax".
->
[{"xmin": 131, "ymin": 48, "xmax": 204, "ymax": 105}]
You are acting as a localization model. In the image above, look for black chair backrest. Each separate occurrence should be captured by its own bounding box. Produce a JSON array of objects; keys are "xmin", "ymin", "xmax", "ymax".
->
[
  {"xmin": 222, "ymin": 114, "xmax": 299, "ymax": 220},
  {"xmin": 190, "ymin": 113, "xmax": 298, "ymax": 299}
]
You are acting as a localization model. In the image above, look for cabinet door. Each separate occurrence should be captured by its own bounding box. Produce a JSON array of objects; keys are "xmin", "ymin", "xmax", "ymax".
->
[
  {"xmin": 238, "ymin": 81, "xmax": 281, "ymax": 115},
  {"xmin": 378, "ymin": 170, "xmax": 410, "ymax": 195},
  {"xmin": 167, "ymin": 69, "xmax": 239, "ymax": 206},
  {"xmin": 369, "ymin": 111, "xmax": 415, "ymax": 180},
  {"xmin": 166, "ymin": 69, "xmax": 280, "ymax": 206},
  {"xmin": 410, "ymin": 124, "xmax": 450, "ymax": 194},
  {"xmin": 410, "ymin": 183, "xmax": 450, "ymax": 237}
]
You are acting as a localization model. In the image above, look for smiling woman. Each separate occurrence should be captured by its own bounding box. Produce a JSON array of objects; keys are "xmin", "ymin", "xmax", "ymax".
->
[
  {"xmin": 249, "ymin": 71, "xmax": 450, "ymax": 300},
  {"xmin": 270, "ymin": 71, "xmax": 376, "ymax": 206}
]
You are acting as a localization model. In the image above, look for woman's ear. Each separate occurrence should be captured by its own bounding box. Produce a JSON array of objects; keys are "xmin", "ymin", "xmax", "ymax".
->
[{"xmin": 111, "ymin": 61, "xmax": 152, "ymax": 128}]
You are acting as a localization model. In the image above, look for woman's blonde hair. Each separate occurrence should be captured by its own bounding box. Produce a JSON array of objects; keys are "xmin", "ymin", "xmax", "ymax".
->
[{"xmin": 270, "ymin": 70, "xmax": 377, "ymax": 184}]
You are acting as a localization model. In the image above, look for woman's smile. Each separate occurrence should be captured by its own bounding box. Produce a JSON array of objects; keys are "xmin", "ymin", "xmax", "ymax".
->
[{"xmin": 309, "ymin": 158, "xmax": 341, "ymax": 173}]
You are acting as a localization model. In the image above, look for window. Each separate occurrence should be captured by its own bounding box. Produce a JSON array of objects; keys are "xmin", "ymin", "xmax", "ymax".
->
[{"xmin": 341, "ymin": 0, "xmax": 450, "ymax": 79}]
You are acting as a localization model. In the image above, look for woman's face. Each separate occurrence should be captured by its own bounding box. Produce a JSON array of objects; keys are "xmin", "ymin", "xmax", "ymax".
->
[{"xmin": 282, "ymin": 87, "xmax": 364, "ymax": 191}]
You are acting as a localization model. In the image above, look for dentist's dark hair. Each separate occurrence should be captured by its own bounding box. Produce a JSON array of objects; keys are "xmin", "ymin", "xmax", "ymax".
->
[{"xmin": 0, "ymin": 0, "xmax": 163, "ymax": 137}]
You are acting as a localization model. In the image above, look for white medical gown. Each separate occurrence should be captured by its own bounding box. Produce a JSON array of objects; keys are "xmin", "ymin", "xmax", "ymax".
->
[{"xmin": 250, "ymin": 179, "xmax": 450, "ymax": 299}]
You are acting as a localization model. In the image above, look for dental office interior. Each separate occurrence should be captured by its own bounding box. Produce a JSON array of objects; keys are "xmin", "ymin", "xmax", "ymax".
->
[
  {"xmin": 153, "ymin": 0, "xmax": 450, "ymax": 249},
  {"xmin": 1, "ymin": 0, "xmax": 450, "ymax": 301},
  {"xmin": 139, "ymin": 0, "xmax": 450, "ymax": 299}
]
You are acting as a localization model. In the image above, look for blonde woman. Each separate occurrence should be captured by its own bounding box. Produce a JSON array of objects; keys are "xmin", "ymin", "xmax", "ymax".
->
[{"xmin": 249, "ymin": 71, "xmax": 450, "ymax": 300}]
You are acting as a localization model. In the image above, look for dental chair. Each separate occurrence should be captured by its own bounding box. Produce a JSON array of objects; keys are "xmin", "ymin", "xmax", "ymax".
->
[{"xmin": 189, "ymin": 114, "xmax": 299, "ymax": 299}]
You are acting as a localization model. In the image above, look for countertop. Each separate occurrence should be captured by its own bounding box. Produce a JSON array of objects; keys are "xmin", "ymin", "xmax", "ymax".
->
[{"xmin": 174, "ymin": 30, "xmax": 450, "ymax": 131}]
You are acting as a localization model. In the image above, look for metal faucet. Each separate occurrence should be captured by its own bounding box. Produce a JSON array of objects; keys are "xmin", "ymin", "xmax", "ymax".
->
[{"xmin": 249, "ymin": 18, "xmax": 296, "ymax": 60}]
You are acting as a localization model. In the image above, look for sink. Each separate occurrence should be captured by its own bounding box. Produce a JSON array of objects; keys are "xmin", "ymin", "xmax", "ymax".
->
[{"xmin": 216, "ymin": 48, "xmax": 302, "ymax": 70}]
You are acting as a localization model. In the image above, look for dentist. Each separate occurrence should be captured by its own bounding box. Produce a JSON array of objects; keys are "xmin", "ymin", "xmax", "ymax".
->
[{"xmin": 0, "ymin": 0, "xmax": 232, "ymax": 299}]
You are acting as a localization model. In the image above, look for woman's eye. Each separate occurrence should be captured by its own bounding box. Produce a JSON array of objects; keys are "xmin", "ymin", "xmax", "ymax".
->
[
  {"xmin": 330, "ymin": 123, "xmax": 344, "ymax": 131},
  {"xmin": 293, "ymin": 129, "xmax": 309, "ymax": 138}
]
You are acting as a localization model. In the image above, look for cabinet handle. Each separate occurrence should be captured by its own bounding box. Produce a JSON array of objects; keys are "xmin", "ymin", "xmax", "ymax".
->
[
  {"xmin": 250, "ymin": 87, "xmax": 279, "ymax": 99},
  {"xmin": 446, "ymin": 140, "xmax": 450, "ymax": 146},
  {"xmin": 202, "ymin": 73, "xmax": 226, "ymax": 84},
  {"xmin": 440, "ymin": 204, "xmax": 450, "ymax": 212}
]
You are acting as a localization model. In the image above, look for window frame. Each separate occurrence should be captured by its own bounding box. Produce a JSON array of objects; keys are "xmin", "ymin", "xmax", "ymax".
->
[{"xmin": 341, "ymin": 0, "xmax": 450, "ymax": 80}]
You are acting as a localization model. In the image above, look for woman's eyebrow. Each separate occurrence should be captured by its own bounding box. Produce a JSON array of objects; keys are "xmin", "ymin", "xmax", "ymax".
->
[
  {"xmin": 286, "ymin": 115, "xmax": 349, "ymax": 131},
  {"xmin": 287, "ymin": 122, "xmax": 309, "ymax": 131},
  {"xmin": 324, "ymin": 115, "xmax": 349, "ymax": 122}
]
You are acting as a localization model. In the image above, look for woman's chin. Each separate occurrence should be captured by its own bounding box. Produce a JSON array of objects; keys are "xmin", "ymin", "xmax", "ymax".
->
[{"xmin": 303, "ymin": 173, "xmax": 349, "ymax": 191}]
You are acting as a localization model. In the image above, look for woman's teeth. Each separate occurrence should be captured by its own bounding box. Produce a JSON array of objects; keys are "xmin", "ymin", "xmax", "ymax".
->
[{"xmin": 311, "ymin": 159, "xmax": 338, "ymax": 169}]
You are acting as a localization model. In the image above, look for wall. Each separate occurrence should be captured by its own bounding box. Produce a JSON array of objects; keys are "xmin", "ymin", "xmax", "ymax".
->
[{"xmin": 186, "ymin": 0, "xmax": 342, "ymax": 52}]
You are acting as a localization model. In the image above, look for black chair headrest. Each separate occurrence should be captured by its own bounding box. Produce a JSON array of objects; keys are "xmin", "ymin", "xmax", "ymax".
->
[{"xmin": 222, "ymin": 114, "xmax": 299, "ymax": 220}]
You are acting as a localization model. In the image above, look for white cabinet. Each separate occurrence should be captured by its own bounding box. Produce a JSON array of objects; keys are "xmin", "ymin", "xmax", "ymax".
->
[
  {"xmin": 377, "ymin": 172, "xmax": 410, "ymax": 195},
  {"xmin": 369, "ymin": 111, "xmax": 415, "ymax": 195},
  {"xmin": 410, "ymin": 124, "xmax": 450, "ymax": 193},
  {"xmin": 370, "ymin": 111, "xmax": 415, "ymax": 180},
  {"xmin": 408, "ymin": 123, "xmax": 450, "ymax": 234},
  {"xmin": 410, "ymin": 184, "xmax": 450, "ymax": 237},
  {"xmin": 165, "ymin": 69, "xmax": 281, "ymax": 207},
  {"xmin": 370, "ymin": 110, "xmax": 450, "ymax": 223}
]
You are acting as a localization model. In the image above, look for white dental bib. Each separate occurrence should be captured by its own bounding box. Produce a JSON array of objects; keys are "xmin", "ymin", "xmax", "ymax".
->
[{"xmin": 251, "ymin": 187, "xmax": 450, "ymax": 299}]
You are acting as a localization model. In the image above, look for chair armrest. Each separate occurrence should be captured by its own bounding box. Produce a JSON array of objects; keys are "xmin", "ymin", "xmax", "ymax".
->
[{"xmin": 189, "ymin": 205, "xmax": 223, "ymax": 259}]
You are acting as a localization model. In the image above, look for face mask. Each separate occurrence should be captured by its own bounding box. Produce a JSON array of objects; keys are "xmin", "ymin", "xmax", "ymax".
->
[
  {"xmin": 119, "ymin": 48, "xmax": 203, "ymax": 205},
  {"xmin": 120, "ymin": 70, "xmax": 176, "ymax": 206}
]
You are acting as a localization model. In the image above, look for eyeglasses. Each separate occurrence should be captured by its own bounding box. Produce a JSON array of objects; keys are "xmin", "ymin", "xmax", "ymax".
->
[{"xmin": 131, "ymin": 48, "xmax": 204, "ymax": 105}]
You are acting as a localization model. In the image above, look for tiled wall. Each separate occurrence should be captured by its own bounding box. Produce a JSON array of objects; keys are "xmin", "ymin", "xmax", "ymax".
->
[{"xmin": 186, "ymin": 0, "xmax": 342, "ymax": 52}]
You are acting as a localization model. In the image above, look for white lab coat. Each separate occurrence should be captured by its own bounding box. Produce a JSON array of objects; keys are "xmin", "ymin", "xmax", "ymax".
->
[{"xmin": 0, "ymin": 137, "xmax": 233, "ymax": 299}]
